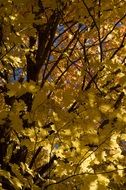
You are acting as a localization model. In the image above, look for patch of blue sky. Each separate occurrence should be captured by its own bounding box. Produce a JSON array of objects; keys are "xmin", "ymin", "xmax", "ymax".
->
[{"xmin": 9, "ymin": 68, "xmax": 23, "ymax": 82}]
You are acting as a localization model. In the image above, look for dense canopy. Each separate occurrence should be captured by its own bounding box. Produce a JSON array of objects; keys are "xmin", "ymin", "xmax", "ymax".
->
[{"xmin": 0, "ymin": 0, "xmax": 126, "ymax": 189}]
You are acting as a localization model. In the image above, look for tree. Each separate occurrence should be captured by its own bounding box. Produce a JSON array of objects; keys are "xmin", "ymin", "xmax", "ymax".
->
[{"xmin": 0, "ymin": 0, "xmax": 126, "ymax": 189}]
